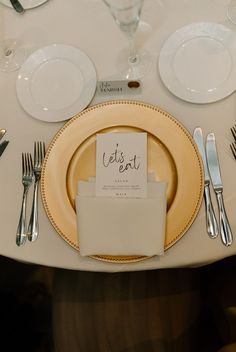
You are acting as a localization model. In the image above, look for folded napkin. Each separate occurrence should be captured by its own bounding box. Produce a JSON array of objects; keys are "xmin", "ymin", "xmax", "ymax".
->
[{"xmin": 75, "ymin": 180, "xmax": 167, "ymax": 257}]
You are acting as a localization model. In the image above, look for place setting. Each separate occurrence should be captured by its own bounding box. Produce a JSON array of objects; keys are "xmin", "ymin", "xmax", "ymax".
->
[{"xmin": 3, "ymin": 0, "xmax": 234, "ymax": 267}]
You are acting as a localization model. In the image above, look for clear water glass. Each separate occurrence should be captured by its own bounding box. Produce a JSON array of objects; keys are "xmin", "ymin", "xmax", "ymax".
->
[
  {"xmin": 0, "ymin": 7, "xmax": 26, "ymax": 72},
  {"xmin": 0, "ymin": 38, "xmax": 26, "ymax": 72},
  {"xmin": 103, "ymin": 0, "xmax": 151, "ymax": 79}
]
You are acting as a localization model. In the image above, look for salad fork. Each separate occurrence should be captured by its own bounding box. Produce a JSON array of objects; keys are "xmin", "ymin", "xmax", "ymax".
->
[
  {"xmin": 16, "ymin": 153, "xmax": 33, "ymax": 246},
  {"xmin": 27, "ymin": 141, "xmax": 46, "ymax": 242}
]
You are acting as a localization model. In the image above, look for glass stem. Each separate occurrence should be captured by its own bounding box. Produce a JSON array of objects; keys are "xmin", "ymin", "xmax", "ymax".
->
[{"xmin": 127, "ymin": 33, "xmax": 138, "ymax": 65}]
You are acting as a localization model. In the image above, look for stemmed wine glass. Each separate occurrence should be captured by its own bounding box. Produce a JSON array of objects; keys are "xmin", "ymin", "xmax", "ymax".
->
[
  {"xmin": 103, "ymin": 0, "xmax": 151, "ymax": 79},
  {"xmin": 0, "ymin": 38, "xmax": 26, "ymax": 72},
  {"xmin": 0, "ymin": 6, "xmax": 26, "ymax": 72}
]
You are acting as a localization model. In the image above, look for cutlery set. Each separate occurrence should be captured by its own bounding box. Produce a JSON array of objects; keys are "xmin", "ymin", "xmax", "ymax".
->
[
  {"xmin": 193, "ymin": 128, "xmax": 218, "ymax": 239},
  {"xmin": 16, "ymin": 141, "xmax": 46, "ymax": 247},
  {"xmin": 193, "ymin": 127, "xmax": 233, "ymax": 246}
]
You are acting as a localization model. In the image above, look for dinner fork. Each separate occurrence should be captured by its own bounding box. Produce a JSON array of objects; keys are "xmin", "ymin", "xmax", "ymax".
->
[
  {"xmin": 230, "ymin": 125, "xmax": 236, "ymax": 141},
  {"xmin": 28, "ymin": 141, "xmax": 46, "ymax": 242},
  {"xmin": 230, "ymin": 141, "xmax": 236, "ymax": 160},
  {"xmin": 16, "ymin": 153, "xmax": 33, "ymax": 246}
]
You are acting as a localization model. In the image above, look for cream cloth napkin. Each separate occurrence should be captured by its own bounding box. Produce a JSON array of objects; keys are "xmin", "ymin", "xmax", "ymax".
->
[{"xmin": 75, "ymin": 180, "xmax": 167, "ymax": 257}]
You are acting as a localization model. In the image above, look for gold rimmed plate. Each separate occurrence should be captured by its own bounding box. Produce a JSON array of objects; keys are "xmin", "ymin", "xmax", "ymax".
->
[{"xmin": 41, "ymin": 100, "xmax": 204, "ymax": 263}]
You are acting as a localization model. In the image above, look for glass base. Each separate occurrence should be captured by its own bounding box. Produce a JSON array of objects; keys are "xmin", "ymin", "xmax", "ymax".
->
[
  {"xmin": 116, "ymin": 49, "xmax": 152, "ymax": 80},
  {"xmin": 0, "ymin": 39, "xmax": 26, "ymax": 72},
  {"xmin": 227, "ymin": 3, "xmax": 236, "ymax": 24}
]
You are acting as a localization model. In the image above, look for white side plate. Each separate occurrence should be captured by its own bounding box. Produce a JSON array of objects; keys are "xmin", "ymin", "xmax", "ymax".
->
[
  {"xmin": 159, "ymin": 22, "xmax": 236, "ymax": 104},
  {"xmin": 16, "ymin": 44, "xmax": 97, "ymax": 122}
]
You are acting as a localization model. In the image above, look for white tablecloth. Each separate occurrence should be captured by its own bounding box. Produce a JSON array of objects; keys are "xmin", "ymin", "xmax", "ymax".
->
[{"xmin": 0, "ymin": 0, "xmax": 236, "ymax": 272}]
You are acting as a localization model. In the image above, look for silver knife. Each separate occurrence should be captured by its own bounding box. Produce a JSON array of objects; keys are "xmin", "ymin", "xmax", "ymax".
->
[
  {"xmin": 193, "ymin": 127, "xmax": 218, "ymax": 238},
  {"xmin": 0, "ymin": 140, "xmax": 9, "ymax": 158},
  {"xmin": 9, "ymin": 0, "xmax": 25, "ymax": 14},
  {"xmin": 0, "ymin": 129, "xmax": 6, "ymax": 142},
  {"xmin": 206, "ymin": 132, "xmax": 233, "ymax": 246}
]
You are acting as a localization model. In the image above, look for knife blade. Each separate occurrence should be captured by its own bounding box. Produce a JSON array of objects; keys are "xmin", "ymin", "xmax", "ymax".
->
[
  {"xmin": 206, "ymin": 132, "xmax": 233, "ymax": 246},
  {"xmin": 9, "ymin": 0, "xmax": 25, "ymax": 14},
  {"xmin": 193, "ymin": 127, "xmax": 218, "ymax": 238},
  {"xmin": 0, "ymin": 140, "xmax": 9, "ymax": 158}
]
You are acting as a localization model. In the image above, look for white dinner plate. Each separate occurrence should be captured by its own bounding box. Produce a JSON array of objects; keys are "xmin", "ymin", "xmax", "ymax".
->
[
  {"xmin": 158, "ymin": 22, "xmax": 236, "ymax": 104},
  {"xmin": 0, "ymin": 0, "xmax": 48, "ymax": 9},
  {"xmin": 16, "ymin": 44, "xmax": 97, "ymax": 122}
]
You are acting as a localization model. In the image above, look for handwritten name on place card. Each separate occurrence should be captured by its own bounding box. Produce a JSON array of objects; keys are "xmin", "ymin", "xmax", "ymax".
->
[
  {"xmin": 96, "ymin": 80, "xmax": 141, "ymax": 96},
  {"xmin": 96, "ymin": 133, "xmax": 147, "ymax": 198}
]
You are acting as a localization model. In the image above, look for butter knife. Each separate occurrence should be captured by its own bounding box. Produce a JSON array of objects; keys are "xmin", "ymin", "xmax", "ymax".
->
[
  {"xmin": 0, "ymin": 129, "xmax": 6, "ymax": 142},
  {"xmin": 9, "ymin": 0, "xmax": 25, "ymax": 14},
  {"xmin": 193, "ymin": 127, "xmax": 218, "ymax": 238},
  {"xmin": 0, "ymin": 140, "xmax": 9, "ymax": 158},
  {"xmin": 206, "ymin": 133, "xmax": 233, "ymax": 246}
]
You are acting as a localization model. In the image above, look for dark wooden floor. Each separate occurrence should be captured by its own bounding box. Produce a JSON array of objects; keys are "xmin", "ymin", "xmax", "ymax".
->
[
  {"xmin": 52, "ymin": 256, "xmax": 236, "ymax": 352},
  {"xmin": 1, "ymin": 255, "xmax": 236, "ymax": 351}
]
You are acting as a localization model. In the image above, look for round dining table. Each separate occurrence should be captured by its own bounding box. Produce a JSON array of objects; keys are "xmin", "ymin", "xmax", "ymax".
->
[{"xmin": 1, "ymin": 0, "xmax": 236, "ymax": 272}]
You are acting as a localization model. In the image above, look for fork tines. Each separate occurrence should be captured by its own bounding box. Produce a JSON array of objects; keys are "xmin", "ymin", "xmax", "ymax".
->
[
  {"xmin": 22, "ymin": 152, "xmax": 33, "ymax": 176},
  {"xmin": 230, "ymin": 125, "xmax": 236, "ymax": 141},
  {"xmin": 34, "ymin": 141, "xmax": 46, "ymax": 166},
  {"xmin": 230, "ymin": 142, "xmax": 236, "ymax": 160},
  {"xmin": 27, "ymin": 141, "xmax": 46, "ymax": 242}
]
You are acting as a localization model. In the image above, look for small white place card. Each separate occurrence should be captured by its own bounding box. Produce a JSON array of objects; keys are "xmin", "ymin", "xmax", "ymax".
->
[
  {"xmin": 96, "ymin": 80, "xmax": 141, "ymax": 96},
  {"xmin": 96, "ymin": 133, "xmax": 147, "ymax": 198}
]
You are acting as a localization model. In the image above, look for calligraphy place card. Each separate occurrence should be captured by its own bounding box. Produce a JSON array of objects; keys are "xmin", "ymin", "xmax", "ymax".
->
[{"xmin": 96, "ymin": 133, "xmax": 147, "ymax": 198}]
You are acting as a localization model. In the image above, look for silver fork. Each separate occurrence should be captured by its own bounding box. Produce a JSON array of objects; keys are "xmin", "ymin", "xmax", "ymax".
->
[
  {"xmin": 16, "ymin": 153, "xmax": 33, "ymax": 246},
  {"xmin": 230, "ymin": 125, "xmax": 236, "ymax": 141},
  {"xmin": 27, "ymin": 141, "xmax": 46, "ymax": 242},
  {"xmin": 230, "ymin": 141, "xmax": 236, "ymax": 160},
  {"xmin": 230, "ymin": 126, "xmax": 236, "ymax": 159}
]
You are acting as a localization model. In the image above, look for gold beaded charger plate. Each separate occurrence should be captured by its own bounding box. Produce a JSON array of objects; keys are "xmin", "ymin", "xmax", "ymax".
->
[{"xmin": 41, "ymin": 100, "xmax": 204, "ymax": 263}]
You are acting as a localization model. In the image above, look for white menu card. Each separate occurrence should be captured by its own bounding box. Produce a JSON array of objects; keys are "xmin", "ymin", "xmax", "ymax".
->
[{"xmin": 96, "ymin": 133, "xmax": 147, "ymax": 198}]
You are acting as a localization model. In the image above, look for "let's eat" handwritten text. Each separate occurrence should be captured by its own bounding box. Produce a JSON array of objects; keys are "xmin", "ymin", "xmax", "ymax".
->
[{"xmin": 102, "ymin": 143, "xmax": 140, "ymax": 173}]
